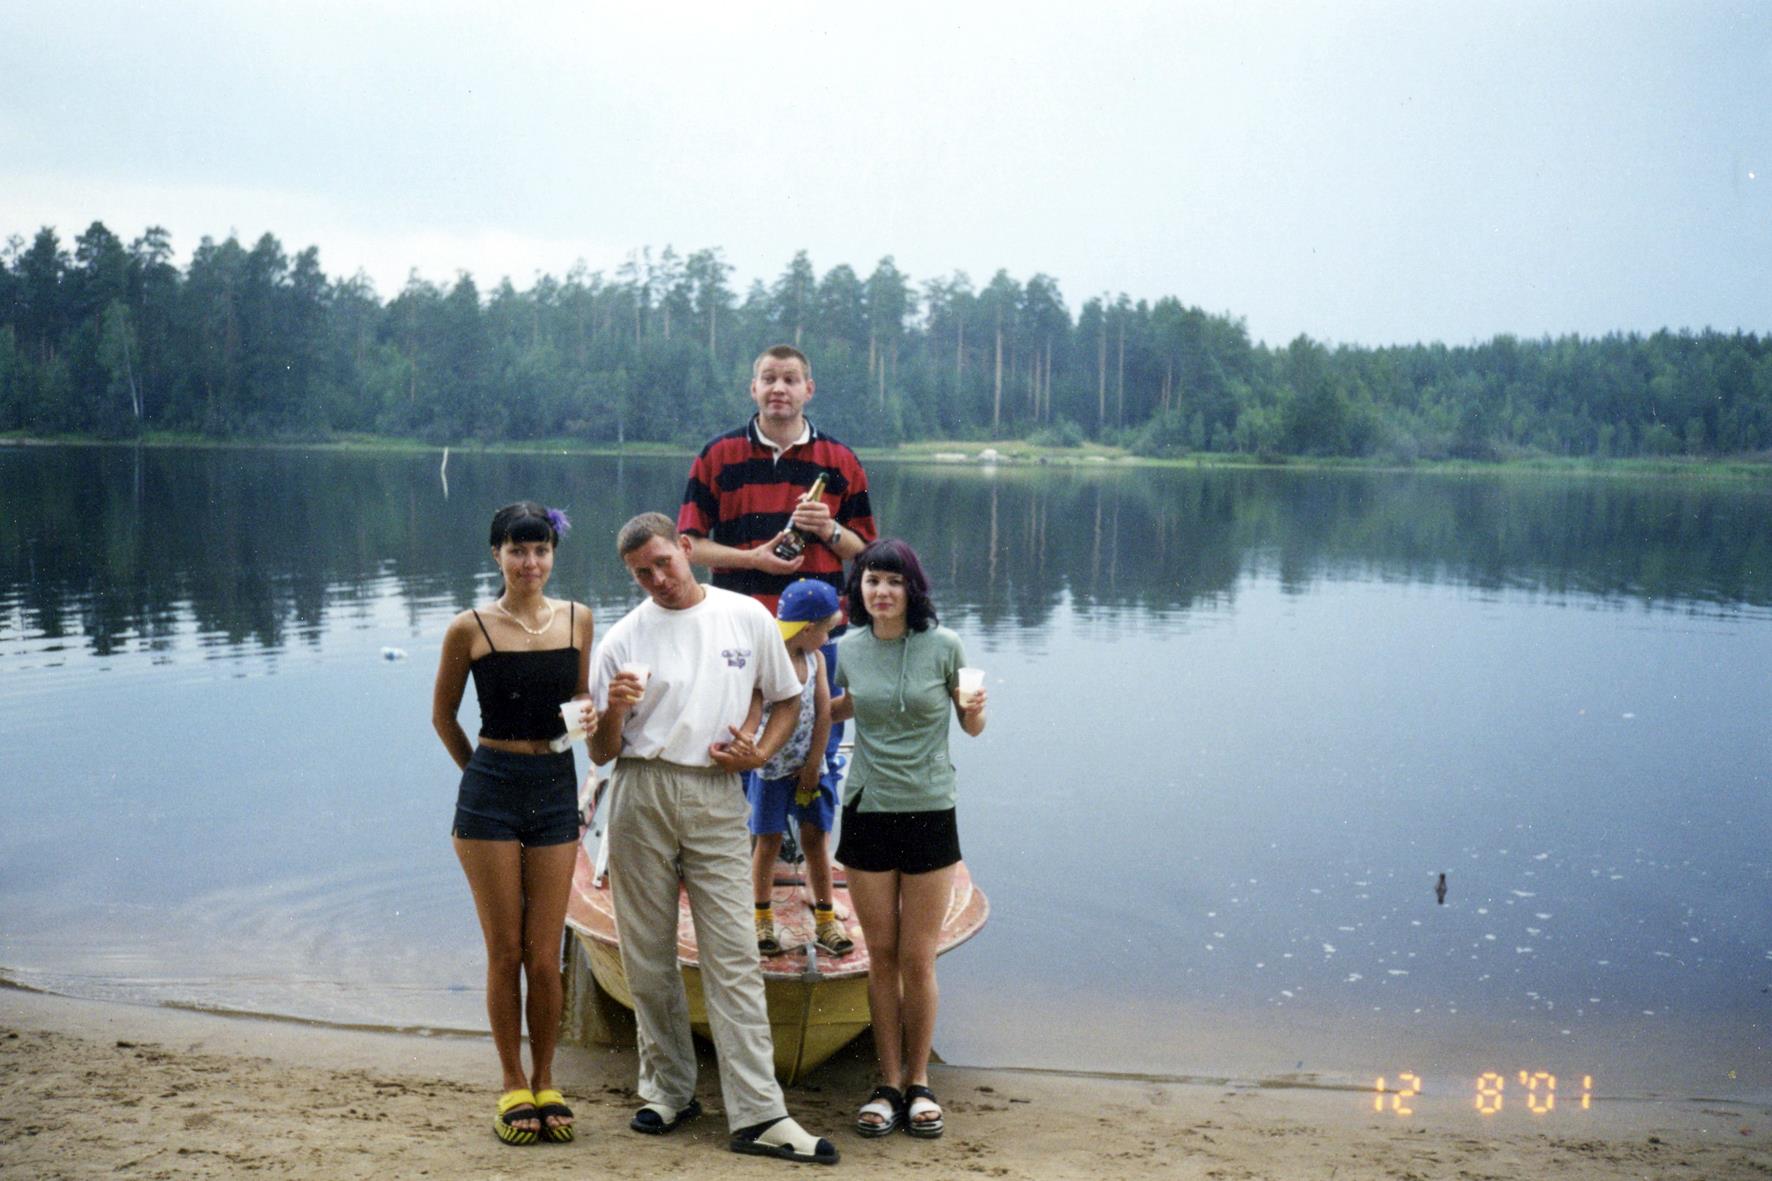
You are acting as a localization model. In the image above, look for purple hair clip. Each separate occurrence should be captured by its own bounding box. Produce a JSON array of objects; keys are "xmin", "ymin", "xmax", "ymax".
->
[{"xmin": 546, "ymin": 507, "xmax": 572, "ymax": 539}]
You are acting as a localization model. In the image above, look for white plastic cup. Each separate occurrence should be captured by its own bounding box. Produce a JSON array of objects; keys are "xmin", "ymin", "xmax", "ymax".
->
[
  {"xmin": 560, "ymin": 701, "xmax": 589, "ymax": 739},
  {"xmin": 956, "ymin": 666, "xmax": 984, "ymax": 702},
  {"xmin": 619, "ymin": 661, "xmax": 652, "ymax": 696}
]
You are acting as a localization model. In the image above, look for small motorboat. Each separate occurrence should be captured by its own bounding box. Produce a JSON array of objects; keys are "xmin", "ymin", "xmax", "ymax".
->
[{"xmin": 562, "ymin": 775, "xmax": 989, "ymax": 1082}]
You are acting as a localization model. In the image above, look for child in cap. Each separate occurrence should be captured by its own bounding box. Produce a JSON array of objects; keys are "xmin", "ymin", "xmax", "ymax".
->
[{"xmin": 747, "ymin": 579, "xmax": 855, "ymax": 958}]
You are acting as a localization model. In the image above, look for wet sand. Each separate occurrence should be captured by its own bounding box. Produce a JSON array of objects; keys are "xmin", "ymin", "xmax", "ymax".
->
[{"xmin": 3, "ymin": 986, "xmax": 1766, "ymax": 1180}]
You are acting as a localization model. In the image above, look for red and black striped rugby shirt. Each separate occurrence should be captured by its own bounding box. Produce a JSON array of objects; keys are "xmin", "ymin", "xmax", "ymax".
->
[{"xmin": 677, "ymin": 417, "xmax": 877, "ymax": 614}]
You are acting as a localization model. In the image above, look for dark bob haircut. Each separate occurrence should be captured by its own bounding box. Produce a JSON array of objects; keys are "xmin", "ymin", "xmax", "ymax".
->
[
  {"xmin": 488, "ymin": 501, "xmax": 563, "ymax": 549},
  {"xmin": 844, "ymin": 537, "xmax": 938, "ymax": 633}
]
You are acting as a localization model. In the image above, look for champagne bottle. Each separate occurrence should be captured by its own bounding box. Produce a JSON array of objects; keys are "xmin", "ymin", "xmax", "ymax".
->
[{"xmin": 771, "ymin": 472, "xmax": 829, "ymax": 560}]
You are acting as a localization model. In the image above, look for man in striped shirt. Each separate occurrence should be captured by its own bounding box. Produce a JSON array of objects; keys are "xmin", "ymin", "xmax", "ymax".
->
[
  {"xmin": 677, "ymin": 344, "xmax": 876, "ymax": 613},
  {"xmin": 679, "ymin": 344, "xmax": 877, "ymax": 957}
]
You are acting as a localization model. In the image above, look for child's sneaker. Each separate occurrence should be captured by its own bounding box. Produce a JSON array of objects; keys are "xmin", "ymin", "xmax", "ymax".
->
[
  {"xmin": 815, "ymin": 917, "xmax": 855, "ymax": 956},
  {"xmin": 756, "ymin": 914, "xmax": 783, "ymax": 956}
]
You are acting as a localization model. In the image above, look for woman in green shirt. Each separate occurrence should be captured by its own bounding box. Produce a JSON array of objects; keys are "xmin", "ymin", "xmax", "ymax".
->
[{"xmin": 832, "ymin": 539, "xmax": 987, "ymax": 1140}]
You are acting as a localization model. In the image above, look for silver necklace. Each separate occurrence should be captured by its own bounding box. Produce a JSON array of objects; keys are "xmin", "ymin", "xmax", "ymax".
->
[{"xmin": 493, "ymin": 597, "xmax": 556, "ymax": 636}]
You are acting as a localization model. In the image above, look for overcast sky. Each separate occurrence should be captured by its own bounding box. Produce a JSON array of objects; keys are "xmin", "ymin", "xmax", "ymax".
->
[{"xmin": 3, "ymin": 1, "xmax": 1767, "ymax": 346}]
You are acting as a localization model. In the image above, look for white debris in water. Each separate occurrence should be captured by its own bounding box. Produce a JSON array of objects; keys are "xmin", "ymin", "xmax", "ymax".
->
[
  {"xmin": 1515, "ymin": 946, "xmax": 1534, "ymax": 953},
  {"xmin": 1281, "ymin": 990, "xmax": 1295, "ymax": 998},
  {"xmin": 1345, "ymin": 973, "xmax": 1363, "ymax": 982},
  {"xmin": 1477, "ymin": 907, "xmax": 1489, "ymax": 914},
  {"xmin": 1510, "ymin": 889, "xmax": 1537, "ymax": 898},
  {"xmin": 1322, "ymin": 943, "xmax": 1337, "ymax": 955},
  {"xmin": 1536, "ymin": 913, "xmax": 1553, "ymax": 920},
  {"xmin": 1527, "ymin": 927, "xmax": 1542, "ymax": 936},
  {"xmin": 1622, "ymin": 712, "xmax": 1636, "ymax": 718},
  {"xmin": 1484, "ymin": 934, "xmax": 1497, "ymax": 941},
  {"xmin": 1387, "ymin": 969, "xmax": 1409, "ymax": 976},
  {"xmin": 1337, "ymin": 926, "xmax": 1357, "ymax": 932}
]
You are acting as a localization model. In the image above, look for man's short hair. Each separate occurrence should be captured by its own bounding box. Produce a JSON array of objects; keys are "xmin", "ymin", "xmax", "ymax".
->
[
  {"xmin": 752, "ymin": 344, "xmax": 811, "ymax": 380},
  {"xmin": 617, "ymin": 511, "xmax": 679, "ymax": 556}
]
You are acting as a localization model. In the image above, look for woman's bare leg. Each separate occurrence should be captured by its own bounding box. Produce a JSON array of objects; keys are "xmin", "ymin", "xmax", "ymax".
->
[
  {"xmin": 896, "ymin": 864, "xmax": 956, "ymax": 1098},
  {"xmin": 520, "ymin": 839, "xmax": 578, "ymax": 1133},
  {"xmin": 846, "ymin": 867, "xmax": 905, "ymax": 1097},
  {"xmin": 453, "ymin": 836, "xmax": 538, "ymax": 1135}
]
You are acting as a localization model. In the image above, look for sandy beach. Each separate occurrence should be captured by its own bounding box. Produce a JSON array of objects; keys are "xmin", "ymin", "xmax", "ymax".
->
[{"xmin": 3, "ymin": 986, "xmax": 1766, "ymax": 1180}]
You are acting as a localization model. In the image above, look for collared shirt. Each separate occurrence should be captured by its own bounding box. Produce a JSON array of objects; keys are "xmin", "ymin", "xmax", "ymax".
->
[
  {"xmin": 677, "ymin": 415, "xmax": 877, "ymax": 615},
  {"xmin": 755, "ymin": 419, "xmax": 812, "ymax": 458}
]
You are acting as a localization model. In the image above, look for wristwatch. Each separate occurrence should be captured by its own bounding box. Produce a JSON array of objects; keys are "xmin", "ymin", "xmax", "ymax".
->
[{"xmin": 826, "ymin": 522, "xmax": 844, "ymax": 548}]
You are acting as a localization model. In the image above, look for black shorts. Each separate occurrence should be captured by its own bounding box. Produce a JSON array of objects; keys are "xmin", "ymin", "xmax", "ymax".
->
[
  {"xmin": 451, "ymin": 746, "xmax": 579, "ymax": 846},
  {"xmin": 835, "ymin": 800, "xmax": 961, "ymax": 875}
]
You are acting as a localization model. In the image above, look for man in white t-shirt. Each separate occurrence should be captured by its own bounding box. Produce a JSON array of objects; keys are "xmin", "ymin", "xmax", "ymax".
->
[{"xmin": 590, "ymin": 512, "xmax": 839, "ymax": 1166}]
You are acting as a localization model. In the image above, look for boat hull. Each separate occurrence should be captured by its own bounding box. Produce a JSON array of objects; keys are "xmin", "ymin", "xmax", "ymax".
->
[
  {"xmin": 569, "ymin": 929, "xmax": 874, "ymax": 1082},
  {"xmin": 564, "ymin": 840, "xmax": 987, "ymax": 1082}
]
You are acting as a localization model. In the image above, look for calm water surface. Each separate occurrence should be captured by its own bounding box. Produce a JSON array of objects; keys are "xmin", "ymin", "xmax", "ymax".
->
[{"xmin": 2, "ymin": 445, "xmax": 1768, "ymax": 1104}]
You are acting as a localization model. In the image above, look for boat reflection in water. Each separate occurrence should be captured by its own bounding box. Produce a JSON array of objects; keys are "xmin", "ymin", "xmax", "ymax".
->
[{"xmin": 564, "ymin": 774, "xmax": 990, "ymax": 1082}]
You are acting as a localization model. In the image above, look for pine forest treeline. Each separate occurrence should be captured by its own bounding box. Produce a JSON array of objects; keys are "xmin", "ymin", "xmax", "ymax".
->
[{"xmin": 3, "ymin": 221, "xmax": 1770, "ymax": 460}]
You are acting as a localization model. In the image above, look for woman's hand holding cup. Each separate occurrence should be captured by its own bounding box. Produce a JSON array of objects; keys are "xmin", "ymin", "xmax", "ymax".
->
[
  {"xmin": 560, "ymin": 699, "xmax": 598, "ymax": 739},
  {"xmin": 955, "ymin": 666, "xmax": 986, "ymax": 710}
]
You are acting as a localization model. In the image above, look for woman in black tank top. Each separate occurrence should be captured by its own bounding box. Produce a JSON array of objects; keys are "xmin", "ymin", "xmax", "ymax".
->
[{"xmin": 432, "ymin": 501, "xmax": 595, "ymax": 1146}]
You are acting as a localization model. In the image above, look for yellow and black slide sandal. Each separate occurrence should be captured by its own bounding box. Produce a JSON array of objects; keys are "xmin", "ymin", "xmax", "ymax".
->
[
  {"xmin": 534, "ymin": 1088, "xmax": 575, "ymax": 1143},
  {"xmin": 495, "ymin": 1088, "xmax": 540, "ymax": 1146}
]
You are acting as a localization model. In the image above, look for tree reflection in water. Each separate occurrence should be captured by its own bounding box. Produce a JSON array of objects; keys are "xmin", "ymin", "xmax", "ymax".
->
[{"xmin": 3, "ymin": 447, "xmax": 1769, "ymax": 662}]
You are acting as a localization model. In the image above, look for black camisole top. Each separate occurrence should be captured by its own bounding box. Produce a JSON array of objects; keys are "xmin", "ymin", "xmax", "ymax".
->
[{"xmin": 469, "ymin": 603, "xmax": 580, "ymax": 741}]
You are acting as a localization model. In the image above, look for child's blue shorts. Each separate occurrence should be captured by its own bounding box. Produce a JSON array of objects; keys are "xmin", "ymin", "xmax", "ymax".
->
[{"xmin": 746, "ymin": 770, "xmax": 838, "ymax": 835}]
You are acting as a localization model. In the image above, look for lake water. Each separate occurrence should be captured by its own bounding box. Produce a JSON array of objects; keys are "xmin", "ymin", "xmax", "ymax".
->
[{"xmin": 2, "ymin": 444, "xmax": 1768, "ymax": 1108}]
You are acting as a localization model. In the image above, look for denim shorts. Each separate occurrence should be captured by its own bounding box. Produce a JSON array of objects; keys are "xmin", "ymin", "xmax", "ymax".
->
[
  {"xmin": 746, "ymin": 771, "xmax": 838, "ymax": 835},
  {"xmin": 451, "ymin": 746, "xmax": 579, "ymax": 847}
]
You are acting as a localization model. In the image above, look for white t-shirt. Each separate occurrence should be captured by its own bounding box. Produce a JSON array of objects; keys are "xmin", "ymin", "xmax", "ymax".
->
[{"xmin": 593, "ymin": 584, "xmax": 801, "ymax": 766}]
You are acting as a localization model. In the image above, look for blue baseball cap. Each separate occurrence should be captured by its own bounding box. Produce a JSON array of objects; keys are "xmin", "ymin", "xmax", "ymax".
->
[{"xmin": 776, "ymin": 579, "xmax": 842, "ymax": 639}]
